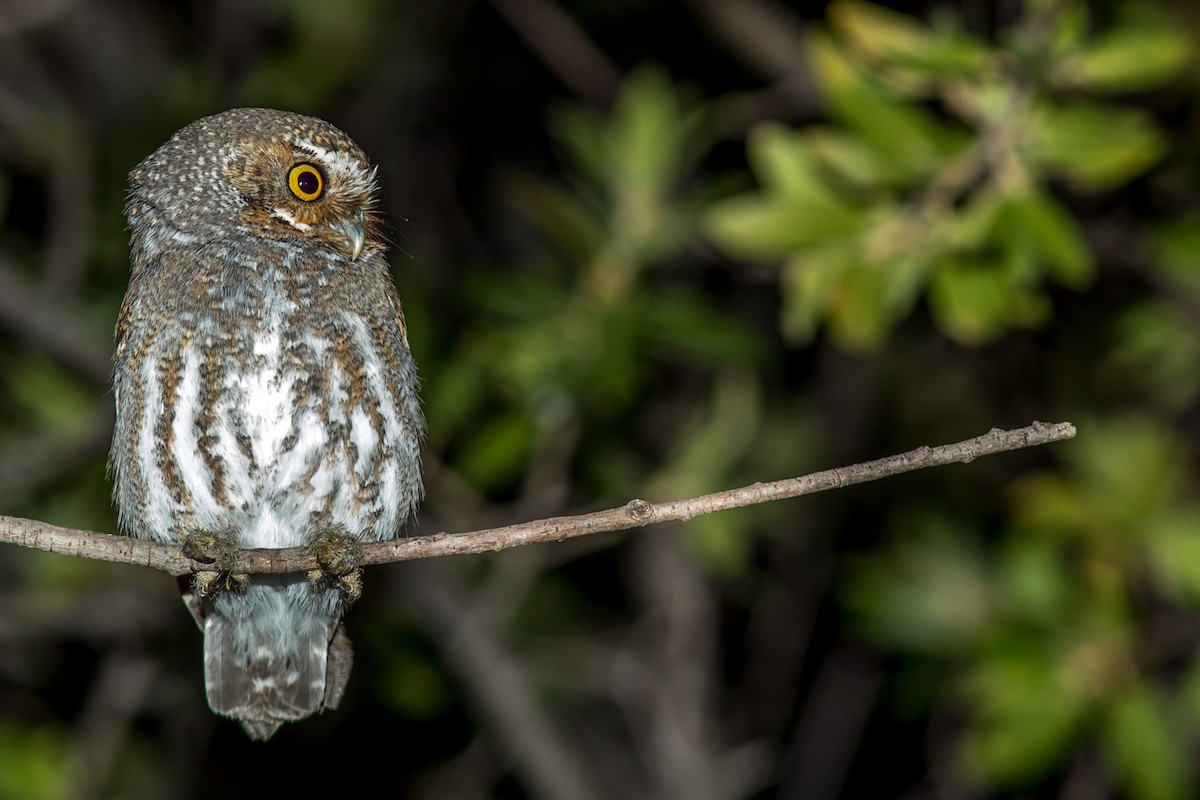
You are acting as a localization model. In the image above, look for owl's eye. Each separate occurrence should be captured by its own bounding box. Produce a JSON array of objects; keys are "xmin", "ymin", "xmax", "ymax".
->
[{"xmin": 287, "ymin": 164, "xmax": 324, "ymax": 202}]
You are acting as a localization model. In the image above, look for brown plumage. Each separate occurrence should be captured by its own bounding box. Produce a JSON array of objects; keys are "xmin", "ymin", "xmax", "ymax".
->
[{"xmin": 110, "ymin": 108, "xmax": 423, "ymax": 739}]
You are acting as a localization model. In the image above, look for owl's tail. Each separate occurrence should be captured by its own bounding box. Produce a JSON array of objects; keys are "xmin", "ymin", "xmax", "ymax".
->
[{"xmin": 188, "ymin": 576, "xmax": 352, "ymax": 741}]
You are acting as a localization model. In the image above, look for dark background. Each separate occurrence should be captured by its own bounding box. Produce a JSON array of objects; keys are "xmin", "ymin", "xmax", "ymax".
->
[{"xmin": 1, "ymin": 1, "xmax": 1198, "ymax": 798}]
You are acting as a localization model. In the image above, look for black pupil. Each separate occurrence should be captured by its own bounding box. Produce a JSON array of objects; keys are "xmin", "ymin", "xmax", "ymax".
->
[{"xmin": 297, "ymin": 169, "xmax": 319, "ymax": 195}]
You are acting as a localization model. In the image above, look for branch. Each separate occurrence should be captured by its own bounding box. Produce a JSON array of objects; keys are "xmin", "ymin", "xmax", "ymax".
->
[{"xmin": 0, "ymin": 421, "xmax": 1076, "ymax": 577}]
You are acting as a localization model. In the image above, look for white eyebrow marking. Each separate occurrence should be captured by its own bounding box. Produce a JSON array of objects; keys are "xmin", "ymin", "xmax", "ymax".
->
[
  {"xmin": 272, "ymin": 207, "xmax": 310, "ymax": 231},
  {"xmin": 294, "ymin": 139, "xmax": 362, "ymax": 175}
]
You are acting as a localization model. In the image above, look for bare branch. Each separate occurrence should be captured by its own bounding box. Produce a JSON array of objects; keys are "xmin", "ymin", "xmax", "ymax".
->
[{"xmin": 0, "ymin": 421, "xmax": 1076, "ymax": 577}]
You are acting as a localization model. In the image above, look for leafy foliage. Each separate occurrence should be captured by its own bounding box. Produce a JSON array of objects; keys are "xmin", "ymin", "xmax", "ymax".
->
[{"xmin": 705, "ymin": 0, "xmax": 1186, "ymax": 349}]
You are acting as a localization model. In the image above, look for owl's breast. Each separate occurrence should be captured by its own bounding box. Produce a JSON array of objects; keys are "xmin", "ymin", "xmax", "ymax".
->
[{"xmin": 113, "ymin": 299, "xmax": 421, "ymax": 549}]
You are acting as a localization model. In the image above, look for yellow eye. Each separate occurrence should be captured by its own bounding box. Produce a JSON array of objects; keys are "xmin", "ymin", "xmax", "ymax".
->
[{"xmin": 287, "ymin": 163, "xmax": 324, "ymax": 201}]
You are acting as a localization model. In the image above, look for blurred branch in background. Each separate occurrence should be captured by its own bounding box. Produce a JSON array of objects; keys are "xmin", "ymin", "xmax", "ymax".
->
[
  {"xmin": 682, "ymin": 0, "xmax": 824, "ymax": 128},
  {"xmin": 488, "ymin": 0, "xmax": 621, "ymax": 109},
  {"xmin": 398, "ymin": 561, "xmax": 604, "ymax": 800},
  {"xmin": 0, "ymin": 0, "xmax": 76, "ymax": 38},
  {"xmin": 0, "ymin": 259, "xmax": 111, "ymax": 388},
  {"xmin": 0, "ymin": 406, "xmax": 113, "ymax": 512}
]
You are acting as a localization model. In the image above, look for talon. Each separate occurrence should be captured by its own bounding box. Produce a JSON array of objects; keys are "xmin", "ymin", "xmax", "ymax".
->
[
  {"xmin": 337, "ymin": 569, "xmax": 363, "ymax": 603},
  {"xmin": 193, "ymin": 570, "xmax": 222, "ymax": 599},
  {"xmin": 183, "ymin": 530, "xmax": 240, "ymax": 572},
  {"xmin": 182, "ymin": 533, "xmax": 217, "ymax": 564},
  {"xmin": 310, "ymin": 527, "xmax": 360, "ymax": 575},
  {"xmin": 186, "ymin": 531, "xmax": 245, "ymax": 598},
  {"xmin": 308, "ymin": 527, "xmax": 363, "ymax": 602}
]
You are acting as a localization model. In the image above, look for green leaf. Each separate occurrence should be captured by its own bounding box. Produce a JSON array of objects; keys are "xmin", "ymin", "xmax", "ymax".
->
[
  {"xmin": 807, "ymin": 31, "xmax": 961, "ymax": 170},
  {"xmin": 1059, "ymin": 29, "xmax": 1192, "ymax": 94},
  {"xmin": 1008, "ymin": 473, "xmax": 1093, "ymax": 538},
  {"xmin": 829, "ymin": 0, "xmax": 991, "ymax": 75},
  {"xmin": 841, "ymin": 522, "xmax": 994, "ymax": 654},
  {"xmin": 928, "ymin": 258, "xmax": 1051, "ymax": 344},
  {"xmin": 1102, "ymin": 684, "xmax": 1191, "ymax": 800},
  {"xmin": 748, "ymin": 124, "xmax": 849, "ymax": 211},
  {"xmin": 4, "ymin": 357, "xmax": 95, "ymax": 433},
  {"xmin": 827, "ymin": 252, "xmax": 922, "ymax": 348},
  {"xmin": 805, "ymin": 128, "xmax": 926, "ymax": 188},
  {"xmin": 0, "ymin": 723, "xmax": 69, "ymax": 800},
  {"xmin": 961, "ymin": 638, "xmax": 1088, "ymax": 784},
  {"xmin": 1146, "ymin": 218, "xmax": 1200, "ymax": 301},
  {"xmin": 703, "ymin": 124, "xmax": 866, "ymax": 259},
  {"xmin": 553, "ymin": 65, "xmax": 708, "ymax": 198},
  {"xmin": 610, "ymin": 67, "xmax": 707, "ymax": 191},
  {"xmin": 1024, "ymin": 102, "xmax": 1166, "ymax": 190},
  {"xmin": 1001, "ymin": 191, "xmax": 1094, "ymax": 289},
  {"xmin": 686, "ymin": 511, "xmax": 755, "ymax": 579},
  {"xmin": 636, "ymin": 290, "xmax": 766, "ymax": 365},
  {"xmin": 945, "ymin": 190, "xmax": 1006, "ymax": 251},
  {"xmin": 774, "ymin": 228, "xmax": 929, "ymax": 350},
  {"xmin": 1106, "ymin": 302, "xmax": 1200, "ymax": 409},
  {"xmin": 455, "ymin": 412, "xmax": 536, "ymax": 490},
  {"xmin": 1040, "ymin": 0, "xmax": 1090, "ymax": 56},
  {"xmin": 1145, "ymin": 509, "xmax": 1200, "ymax": 605},
  {"xmin": 1066, "ymin": 416, "xmax": 1185, "ymax": 532},
  {"xmin": 647, "ymin": 373, "xmax": 762, "ymax": 576},
  {"xmin": 423, "ymin": 359, "xmax": 487, "ymax": 441},
  {"xmin": 778, "ymin": 247, "xmax": 848, "ymax": 342},
  {"xmin": 995, "ymin": 538, "xmax": 1070, "ymax": 626},
  {"xmin": 1013, "ymin": 416, "xmax": 1186, "ymax": 543},
  {"xmin": 703, "ymin": 191, "xmax": 861, "ymax": 259}
]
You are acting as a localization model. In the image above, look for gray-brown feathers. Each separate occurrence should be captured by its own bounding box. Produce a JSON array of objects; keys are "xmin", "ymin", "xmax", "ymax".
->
[{"xmin": 111, "ymin": 108, "xmax": 423, "ymax": 738}]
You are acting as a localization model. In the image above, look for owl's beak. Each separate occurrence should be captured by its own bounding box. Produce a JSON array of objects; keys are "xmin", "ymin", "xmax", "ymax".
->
[{"xmin": 336, "ymin": 213, "xmax": 366, "ymax": 261}]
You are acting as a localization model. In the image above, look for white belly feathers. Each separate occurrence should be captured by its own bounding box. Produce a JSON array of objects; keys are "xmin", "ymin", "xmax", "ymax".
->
[{"xmin": 136, "ymin": 307, "xmax": 406, "ymax": 549}]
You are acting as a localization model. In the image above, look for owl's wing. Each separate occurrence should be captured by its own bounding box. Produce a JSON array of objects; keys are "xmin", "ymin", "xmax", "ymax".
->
[{"xmin": 381, "ymin": 270, "xmax": 411, "ymax": 349}]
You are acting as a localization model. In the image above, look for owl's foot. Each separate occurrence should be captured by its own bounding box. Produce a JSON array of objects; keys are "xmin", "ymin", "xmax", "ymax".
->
[
  {"xmin": 308, "ymin": 568, "xmax": 363, "ymax": 603},
  {"xmin": 183, "ymin": 531, "xmax": 249, "ymax": 599},
  {"xmin": 307, "ymin": 527, "xmax": 363, "ymax": 603},
  {"xmin": 182, "ymin": 530, "xmax": 240, "ymax": 571},
  {"xmin": 193, "ymin": 569, "xmax": 250, "ymax": 599}
]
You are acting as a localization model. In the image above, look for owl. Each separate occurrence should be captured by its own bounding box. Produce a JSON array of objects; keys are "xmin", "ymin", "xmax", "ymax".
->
[{"xmin": 109, "ymin": 108, "xmax": 424, "ymax": 740}]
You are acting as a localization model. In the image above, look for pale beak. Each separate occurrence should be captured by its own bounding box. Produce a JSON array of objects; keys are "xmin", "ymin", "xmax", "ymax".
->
[{"xmin": 336, "ymin": 212, "xmax": 366, "ymax": 260}]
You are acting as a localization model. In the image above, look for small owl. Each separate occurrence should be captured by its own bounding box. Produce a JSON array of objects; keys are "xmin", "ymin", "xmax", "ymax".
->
[{"xmin": 110, "ymin": 108, "xmax": 423, "ymax": 739}]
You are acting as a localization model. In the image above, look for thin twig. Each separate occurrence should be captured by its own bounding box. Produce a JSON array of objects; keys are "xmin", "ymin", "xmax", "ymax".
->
[
  {"xmin": 488, "ymin": 0, "xmax": 622, "ymax": 109},
  {"xmin": 684, "ymin": 0, "xmax": 821, "ymax": 120},
  {"xmin": 0, "ymin": 421, "xmax": 1076, "ymax": 577},
  {"xmin": 684, "ymin": 0, "xmax": 812, "ymax": 82}
]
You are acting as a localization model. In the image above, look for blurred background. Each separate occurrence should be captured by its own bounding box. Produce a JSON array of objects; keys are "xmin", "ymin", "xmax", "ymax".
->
[{"xmin": 0, "ymin": 0, "xmax": 1198, "ymax": 797}]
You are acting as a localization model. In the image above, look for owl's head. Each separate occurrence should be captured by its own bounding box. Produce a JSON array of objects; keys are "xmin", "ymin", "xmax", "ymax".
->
[{"xmin": 128, "ymin": 108, "xmax": 381, "ymax": 262}]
